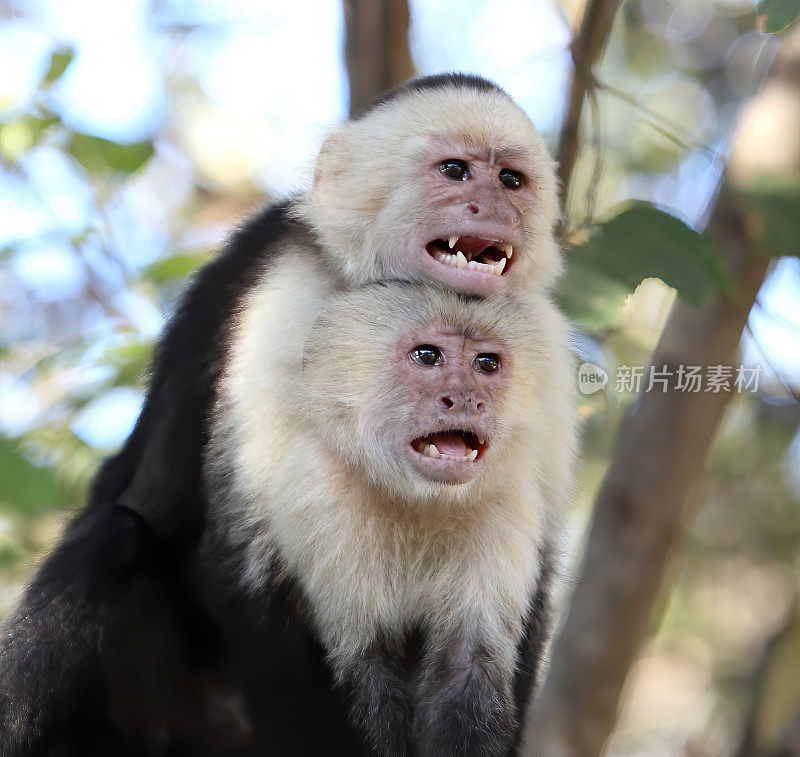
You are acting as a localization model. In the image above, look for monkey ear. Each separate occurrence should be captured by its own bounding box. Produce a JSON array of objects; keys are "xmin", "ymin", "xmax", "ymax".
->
[{"xmin": 312, "ymin": 131, "xmax": 347, "ymax": 200}]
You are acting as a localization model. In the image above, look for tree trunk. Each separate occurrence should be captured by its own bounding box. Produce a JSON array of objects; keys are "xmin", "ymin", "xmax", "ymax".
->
[{"xmin": 342, "ymin": 0, "xmax": 414, "ymax": 118}]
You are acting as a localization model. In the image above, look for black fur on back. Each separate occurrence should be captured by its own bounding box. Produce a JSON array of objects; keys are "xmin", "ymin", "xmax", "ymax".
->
[{"xmin": 92, "ymin": 198, "xmax": 311, "ymax": 541}]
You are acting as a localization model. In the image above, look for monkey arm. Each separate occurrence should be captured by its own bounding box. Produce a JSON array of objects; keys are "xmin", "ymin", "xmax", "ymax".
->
[
  {"xmin": 511, "ymin": 551, "xmax": 554, "ymax": 751},
  {"xmin": 0, "ymin": 504, "xmax": 244, "ymax": 756},
  {"xmin": 0, "ymin": 503, "xmax": 150, "ymax": 755}
]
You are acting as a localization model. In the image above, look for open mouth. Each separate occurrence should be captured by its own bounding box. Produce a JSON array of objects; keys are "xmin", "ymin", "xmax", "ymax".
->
[
  {"xmin": 410, "ymin": 429, "xmax": 487, "ymax": 463},
  {"xmin": 425, "ymin": 236, "xmax": 513, "ymax": 277}
]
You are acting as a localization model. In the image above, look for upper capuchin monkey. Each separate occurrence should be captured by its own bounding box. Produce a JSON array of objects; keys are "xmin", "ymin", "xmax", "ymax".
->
[
  {"xmin": 0, "ymin": 74, "xmax": 568, "ymax": 755},
  {"xmin": 197, "ymin": 281, "xmax": 576, "ymax": 755}
]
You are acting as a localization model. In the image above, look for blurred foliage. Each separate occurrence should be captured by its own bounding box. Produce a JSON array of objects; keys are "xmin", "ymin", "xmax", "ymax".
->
[
  {"xmin": 0, "ymin": 436, "xmax": 74, "ymax": 517},
  {"xmin": 738, "ymin": 176, "xmax": 800, "ymax": 256},
  {"xmin": 757, "ymin": 0, "xmax": 800, "ymax": 33},
  {"xmin": 67, "ymin": 133, "xmax": 154, "ymax": 175},
  {"xmin": 0, "ymin": 1, "xmax": 799, "ymax": 755},
  {"xmin": 39, "ymin": 48, "xmax": 74, "ymax": 88},
  {"xmin": 561, "ymin": 203, "xmax": 733, "ymax": 330}
]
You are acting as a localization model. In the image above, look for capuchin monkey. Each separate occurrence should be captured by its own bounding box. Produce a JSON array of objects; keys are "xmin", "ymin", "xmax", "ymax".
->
[
  {"xmin": 197, "ymin": 281, "xmax": 576, "ymax": 755},
  {"xmin": 0, "ymin": 73, "xmax": 568, "ymax": 755}
]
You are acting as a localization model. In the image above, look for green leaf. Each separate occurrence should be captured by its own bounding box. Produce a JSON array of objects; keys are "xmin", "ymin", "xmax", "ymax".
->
[
  {"xmin": 570, "ymin": 203, "xmax": 731, "ymax": 307},
  {"xmin": 737, "ymin": 176, "xmax": 800, "ymax": 257},
  {"xmin": 40, "ymin": 48, "xmax": 75, "ymax": 87},
  {"xmin": 68, "ymin": 132, "xmax": 153, "ymax": 175},
  {"xmin": 142, "ymin": 253, "xmax": 208, "ymax": 284},
  {"xmin": 0, "ymin": 437, "xmax": 72, "ymax": 517},
  {"xmin": 757, "ymin": 0, "xmax": 800, "ymax": 33},
  {"xmin": 558, "ymin": 261, "xmax": 632, "ymax": 331}
]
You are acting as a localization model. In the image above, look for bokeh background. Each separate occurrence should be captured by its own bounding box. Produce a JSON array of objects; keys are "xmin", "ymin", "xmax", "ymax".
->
[{"xmin": 1, "ymin": 0, "xmax": 799, "ymax": 753}]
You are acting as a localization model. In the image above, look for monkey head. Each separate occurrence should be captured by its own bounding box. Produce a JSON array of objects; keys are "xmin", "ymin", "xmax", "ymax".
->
[
  {"xmin": 295, "ymin": 74, "xmax": 561, "ymax": 297},
  {"xmin": 296, "ymin": 282, "xmax": 566, "ymax": 505}
]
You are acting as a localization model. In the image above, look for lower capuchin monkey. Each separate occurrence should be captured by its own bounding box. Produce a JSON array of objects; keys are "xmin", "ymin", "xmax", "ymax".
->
[
  {"xmin": 197, "ymin": 281, "xmax": 576, "ymax": 755},
  {"xmin": 0, "ymin": 280, "xmax": 574, "ymax": 755}
]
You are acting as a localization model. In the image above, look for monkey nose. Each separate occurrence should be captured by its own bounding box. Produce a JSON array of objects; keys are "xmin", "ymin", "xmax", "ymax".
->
[
  {"xmin": 438, "ymin": 395, "xmax": 485, "ymax": 413},
  {"xmin": 466, "ymin": 203, "xmax": 479, "ymax": 215},
  {"xmin": 466, "ymin": 395, "xmax": 485, "ymax": 412}
]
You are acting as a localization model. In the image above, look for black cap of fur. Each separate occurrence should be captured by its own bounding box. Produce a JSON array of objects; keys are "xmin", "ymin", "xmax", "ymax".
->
[{"xmin": 362, "ymin": 73, "xmax": 509, "ymax": 117}]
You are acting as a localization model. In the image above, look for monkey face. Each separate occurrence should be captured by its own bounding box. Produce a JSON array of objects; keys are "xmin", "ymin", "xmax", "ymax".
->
[
  {"xmin": 387, "ymin": 136, "xmax": 541, "ymax": 297},
  {"xmin": 297, "ymin": 292, "xmax": 516, "ymax": 497},
  {"xmin": 297, "ymin": 82, "xmax": 561, "ymax": 295},
  {"xmin": 388, "ymin": 325, "xmax": 509, "ymax": 485},
  {"xmin": 293, "ymin": 283, "xmax": 566, "ymax": 504}
]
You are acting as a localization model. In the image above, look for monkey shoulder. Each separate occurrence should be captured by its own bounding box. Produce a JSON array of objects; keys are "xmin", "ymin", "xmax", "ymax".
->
[{"xmin": 95, "ymin": 197, "xmax": 325, "ymax": 539}]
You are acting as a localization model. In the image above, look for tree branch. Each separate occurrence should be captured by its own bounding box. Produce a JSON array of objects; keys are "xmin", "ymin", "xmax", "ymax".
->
[{"xmin": 556, "ymin": 0, "xmax": 621, "ymax": 209}]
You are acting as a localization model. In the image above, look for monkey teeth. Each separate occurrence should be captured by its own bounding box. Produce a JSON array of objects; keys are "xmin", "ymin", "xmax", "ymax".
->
[
  {"xmin": 429, "ymin": 235, "xmax": 513, "ymax": 276},
  {"xmin": 415, "ymin": 441, "xmax": 478, "ymax": 462},
  {"xmin": 445, "ymin": 236, "xmax": 512, "ymax": 259},
  {"xmin": 435, "ymin": 251, "xmax": 505, "ymax": 277}
]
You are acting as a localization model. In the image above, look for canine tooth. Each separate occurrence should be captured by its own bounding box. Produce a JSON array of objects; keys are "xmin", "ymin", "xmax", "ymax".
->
[
  {"xmin": 503, "ymin": 243, "xmax": 513, "ymax": 258},
  {"xmin": 494, "ymin": 257, "xmax": 507, "ymax": 275},
  {"xmin": 455, "ymin": 251, "xmax": 468, "ymax": 269},
  {"xmin": 449, "ymin": 235, "xmax": 459, "ymax": 249},
  {"xmin": 428, "ymin": 443, "xmax": 441, "ymax": 459},
  {"xmin": 478, "ymin": 436, "xmax": 485, "ymax": 445},
  {"xmin": 466, "ymin": 449, "xmax": 478, "ymax": 462}
]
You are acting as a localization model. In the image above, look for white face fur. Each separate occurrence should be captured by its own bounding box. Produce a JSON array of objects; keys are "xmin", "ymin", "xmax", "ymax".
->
[{"xmin": 294, "ymin": 82, "xmax": 561, "ymax": 297}]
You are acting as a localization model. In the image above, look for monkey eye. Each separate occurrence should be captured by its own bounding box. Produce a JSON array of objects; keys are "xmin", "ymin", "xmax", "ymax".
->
[
  {"xmin": 410, "ymin": 345, "xmax": 444, "ymax": 366},
  {"xmin": 439, "ymin": 159, "xmax": 469, "ymax": 181},
  {"xmin": 499, "ymin": 168, "xmax": 523, "ymax": 190},
  {"xmin": 474, "ymin": 353, "xmax": 501, "ymax": 373}
]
